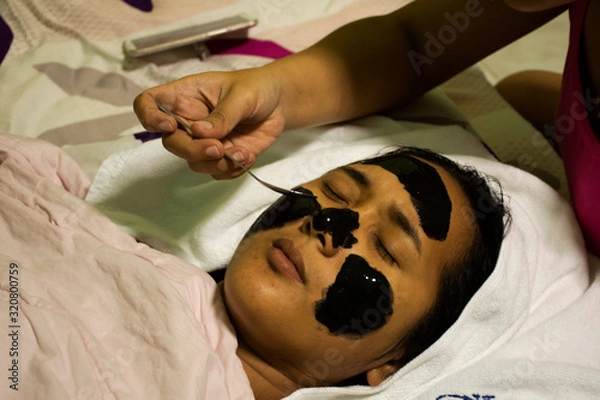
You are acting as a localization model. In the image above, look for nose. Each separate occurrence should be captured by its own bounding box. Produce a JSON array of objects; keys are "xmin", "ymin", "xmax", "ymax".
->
[
  {"xmin": 303, "ymin": 217, "xmax": 340, "ymax": 257},
  {"xmin": 302, "ymin": 208, "xmax": 360, "ymax": 256}
]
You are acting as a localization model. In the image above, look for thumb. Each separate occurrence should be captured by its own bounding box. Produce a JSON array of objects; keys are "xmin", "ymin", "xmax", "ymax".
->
[{"xmin": 190, "ymin": 92, "xmax": 253, "ymax": 139}]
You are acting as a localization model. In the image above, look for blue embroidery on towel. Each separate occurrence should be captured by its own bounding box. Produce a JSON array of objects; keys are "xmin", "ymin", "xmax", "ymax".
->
[{"xmin": 436, "ymin": 394, "xmax": 496, "ymax": 400}]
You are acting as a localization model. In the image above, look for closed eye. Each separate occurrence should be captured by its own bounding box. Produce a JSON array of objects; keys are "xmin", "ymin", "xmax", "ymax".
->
[
  {"xmin": 322, "ymin": 183, "xmax": 347, "ymax": 204},
  {"xmin": 373, "ymin": 234, "xmax": 397, "ymax": 266}
]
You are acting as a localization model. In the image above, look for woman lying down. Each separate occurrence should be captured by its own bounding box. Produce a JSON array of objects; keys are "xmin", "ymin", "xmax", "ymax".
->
[{"xmin": 0, "ymin": 132, "xmax": 592, "ymax": 399}]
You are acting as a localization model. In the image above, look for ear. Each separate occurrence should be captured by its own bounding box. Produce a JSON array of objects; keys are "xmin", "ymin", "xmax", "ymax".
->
[{"xmin": 365, "ymin": 360, "xmax": 402, "ymax": 386}]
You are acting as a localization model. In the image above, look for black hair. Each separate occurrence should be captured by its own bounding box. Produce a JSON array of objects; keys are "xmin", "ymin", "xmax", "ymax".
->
[{"xmin": 370, "ymin": 146, "xmax": 510, "ymax": 368}]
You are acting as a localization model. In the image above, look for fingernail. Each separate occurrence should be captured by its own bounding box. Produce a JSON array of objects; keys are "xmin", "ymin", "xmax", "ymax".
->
[
  {"xmin": 158, "ymin": 121, "xmax": 172, "ymax": 132},
  {"xmin": 195, "ymin": 120, "xmax": 213, "ymax": 131},
  {"xmin": 205, "ymin": 146, "xmax": 220, "ymax": 158},
  {"xmin": 232, "ymin": 151, "xmax": 245, "ymax": 162}
]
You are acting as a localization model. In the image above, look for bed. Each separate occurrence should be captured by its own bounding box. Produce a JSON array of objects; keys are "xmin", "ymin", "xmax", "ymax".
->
[{"xmin": 1, "ymin": 1, "xmax": 599, "ymax": 399}]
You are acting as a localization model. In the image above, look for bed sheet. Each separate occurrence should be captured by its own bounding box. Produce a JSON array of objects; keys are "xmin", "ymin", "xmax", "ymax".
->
[
  {"xmin": 0, "ymin": 134, "xmax": 253, "ymax": 399},
  {"xmin": 0, "ymin": 0, "xmax": 387, "ymax": 146},
  {"xmin": 1, "ymin": 1, "xmax": 596, "ymax": 399}
]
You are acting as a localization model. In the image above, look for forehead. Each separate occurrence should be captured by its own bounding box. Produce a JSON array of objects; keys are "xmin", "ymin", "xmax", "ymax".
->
[
  {"xmin": 360, "ymin": 154, "xmax": 452, "ymax": 241},
  {"xmin": 321, "ymin": 155, "xmax": 474, "ymax": 250}
]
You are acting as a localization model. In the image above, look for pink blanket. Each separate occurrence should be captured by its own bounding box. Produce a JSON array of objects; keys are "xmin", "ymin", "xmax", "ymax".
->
[{"xmin": 0, "ymin": 134, "xmax": 253, "ymax": 399}]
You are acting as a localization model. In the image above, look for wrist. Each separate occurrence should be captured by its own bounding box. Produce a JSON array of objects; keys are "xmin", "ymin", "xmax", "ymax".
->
[{"xmin": 265, "ymin": 51, "xmax": 348, "ymax": 130}]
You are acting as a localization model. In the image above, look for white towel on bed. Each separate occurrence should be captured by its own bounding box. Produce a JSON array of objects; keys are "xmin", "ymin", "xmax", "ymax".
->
[
  {"xmin": 86, "ymin": 116, "xmax": 600, "ymax": 399},
  {"xmin": 86, "ymin": 115, "xmax": 492, "ymax": 268}
]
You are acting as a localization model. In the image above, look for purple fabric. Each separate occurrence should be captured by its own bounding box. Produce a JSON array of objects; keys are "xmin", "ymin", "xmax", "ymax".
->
[
  {"xmin": 123, "ymin": 0, "xmax": 153, "ymax": 12},
  {"xmin": 206, "ymin": 38, "xmax": 293, "ymax": 59},
  {"xmin": 134, "ymin": 131, "xmax": 163, "ymax": 142},
  {"xmin": 0, "ymin": 15, "xmax": 14, "ymax": 66}
]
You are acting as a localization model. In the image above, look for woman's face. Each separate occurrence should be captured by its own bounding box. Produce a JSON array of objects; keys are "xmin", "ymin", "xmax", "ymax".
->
[{"xmin": 223, "ymin": 154, "xmax": 475, "ymax": 387}]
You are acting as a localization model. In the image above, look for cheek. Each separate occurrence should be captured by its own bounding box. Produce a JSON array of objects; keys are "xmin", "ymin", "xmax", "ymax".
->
[
  {"xmin": 226, "ymin": 237, "xmax": 279, "ymax": 315},
  {"xmin": 244, "ymin": 187, "xmax": 320, "ymax": 238},
  {"xmin": 224, "ymin": 254, "xmax": 331, "ymax": 367},
  {"xmin": 225, "ymin": 251, "xmax": 311, "ymax": 341},
  {"xmin": 314, "ymin": 254, "xmax": 394, "ymax": 339},
  {"xmin": 390, "ymin": 267, "xmax": 441, "ymax": 333}
]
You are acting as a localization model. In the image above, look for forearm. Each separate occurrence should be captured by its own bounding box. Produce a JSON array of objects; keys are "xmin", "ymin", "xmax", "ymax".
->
[
  {"xmin": 265, "ymin": 14, "xmax": 411, "ymax": 130},
  {"xmin": 265, "ymin": 0, "xmax": 566, "ymax": 130}
]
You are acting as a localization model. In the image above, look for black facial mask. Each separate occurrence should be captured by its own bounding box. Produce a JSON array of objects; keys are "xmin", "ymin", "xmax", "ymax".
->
[
  {"xmin": 243, "ymin": 185, "xmax": 394, "ymax": 338},
  {"xmin": 313, "ymin": 208, "xmax": 359, "ymax": 248},
  {"xmin": 244, "ymin": 187, "xmax": 320, "ymax": 238},
  {"xmin": 245, "ymin": 188, "xmax": 359, "ymax": 249},
  {"xmin": 363, "ymin": 154, "xmax": 452, "ymax": 241},
  {"xmin": 315, "ymin": 254, "xmax": 393, "ymax": 337}
]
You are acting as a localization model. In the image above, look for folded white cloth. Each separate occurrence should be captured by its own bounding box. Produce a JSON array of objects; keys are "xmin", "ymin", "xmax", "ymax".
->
[
  {"xmin": 86, "ymin": 116, "xmax": 600, "ymax": 399},
  {"xmin": 86, "ymin": 116, "xmax": 492, "ymax": 268}
]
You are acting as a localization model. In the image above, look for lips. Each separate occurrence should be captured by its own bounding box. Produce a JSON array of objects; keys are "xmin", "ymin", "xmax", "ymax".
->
[{"xmin": 268, "ymin": 239, "xmax": 305, "ymax": 284}]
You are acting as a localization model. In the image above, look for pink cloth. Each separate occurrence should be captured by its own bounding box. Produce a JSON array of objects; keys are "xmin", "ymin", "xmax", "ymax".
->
[
  {"xmin": 555, "ymin": 0, "xmax": 600, "ymax": 255},
  {"xmin": 0, "ymin": 134, "xmax": 253, "ymax": 399},
  {"xmin": 206, "ymin": 38, "xmax": 293, "ymax": 59}
]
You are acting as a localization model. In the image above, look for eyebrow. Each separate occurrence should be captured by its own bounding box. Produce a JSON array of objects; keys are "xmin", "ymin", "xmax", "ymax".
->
[
  {"xmin": 389, "ymin": 205, "xmax": 422, "ymax": 254},
  {"xmin": 340, "ymin": 165, "xmax": 370, "ymax": 188},
  {"xmin": 340, "ymin": 165, "xmax": 422, "ymax": 254}
]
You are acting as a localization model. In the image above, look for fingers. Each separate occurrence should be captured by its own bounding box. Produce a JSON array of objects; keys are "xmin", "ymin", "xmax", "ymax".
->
[
  {"xmin": 162, "ymin": 129, "xmax": 223, "ymax": 164},
  {"xmin": 189, "ymin": 89, "xmax": 254, "ymax": 140},
  {"xmin": 134, "ymin": 77, "xmax": 253, "ymax": 142},
  {"xmin": 162, "ymin": 131, "xmax": 255, "ymax": 178},
  {"xmin": 134, "ymin": 70, "xmax": 276, "ymax": 179},
  {"xmin": 133, "ymin": 91, "xmax": 176, "ymax": 133},
  {"xmin": 192, "ymin": 148, "xmax": 257, "ymax": 180}
]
